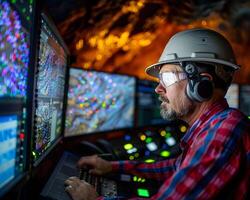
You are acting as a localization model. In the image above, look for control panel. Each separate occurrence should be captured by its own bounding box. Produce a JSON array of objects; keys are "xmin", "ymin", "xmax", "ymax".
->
[{"xmin": 97, "ymin": 122, "xmax": 188, "ymax": 162}]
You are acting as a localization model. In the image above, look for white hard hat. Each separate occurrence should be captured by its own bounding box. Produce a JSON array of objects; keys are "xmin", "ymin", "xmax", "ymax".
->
[{"xmin": 146, "ymin": 28, "xmax": 240, "ymax": 77}]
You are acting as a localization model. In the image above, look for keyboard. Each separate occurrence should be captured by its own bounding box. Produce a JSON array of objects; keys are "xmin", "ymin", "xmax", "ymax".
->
[
  {"xmin": 79, "ymin": 169, "xmax": 118, "ymax": 197},
  {"xmin": 40, "ymin": 151, "xmax": 161, "ymax": 199},
  {"xmin": 40, "ymin": 151, "xmax": 118, "ymax": 200}
]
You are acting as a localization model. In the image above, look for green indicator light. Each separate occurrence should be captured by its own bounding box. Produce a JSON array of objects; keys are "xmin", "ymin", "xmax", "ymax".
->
[
  {"xmin": 137, "ymin": 188, "xmax": 150, "ymax": 197},
  {"xmin": 165, "ymin": 132, "xmax": 171, "ymax": 138},
  {"xmin": 26, "ymin": 16, "xmax": 30, "ymax": 21},
  {"xmin": 160, "ymin": 150, "xmax": 170, "ymax": 157},
  {"xmin": 133, "ymin": 176, "xmax": 137, "ymax": 182},
  {"xmin": 22, "ymin": 8, "xmax": 26, "ymax": 13},
  {"xmin": 129, "ymin": 155, "xmax": 134, "ymax": 160},
  {"xmin": 11, "ymin": 0, "xmax": 17, "ymax": 3},
  {"xmin": 141, "ymin": 178, "xmax": 146, "ymax": 183},
  {"xmin": 144, "ymin": 159, "xmax": 155, "ymax": 163},
  {"xmin": 248, "ymin": 116, "xmax": 250, "ymax": 119},
  {"xmin": 145, "ymin": 137, "xmax": 152, "ymax": 143},
  {"xmin": 29, "ymin": 0, "xmax": 33, "ymax": 4},
  {"xmin": 124, "ymin": 143, "xmax": 133, "ymax": 150},
  {"xmin": 32, "ymin": 151, "xmax": 37, "ymax": 158}
]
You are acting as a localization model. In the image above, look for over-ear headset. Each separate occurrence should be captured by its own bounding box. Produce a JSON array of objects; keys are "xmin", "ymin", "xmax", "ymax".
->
[{"xmin": 181, "ymin": 62, "xmax": 214, "ymax": 102}]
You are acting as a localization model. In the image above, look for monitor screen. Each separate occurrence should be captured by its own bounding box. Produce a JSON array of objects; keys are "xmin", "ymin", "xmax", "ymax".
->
[
  {"xmin": 225, "ymin": 83, "xmax": 239, "ymax": 109},
  {"xmin": 0, "ymin": 0, "xmax": 33, "ymax": 195},
  {"xmin": 239, "ymin": 85, "xmax": 250, "ymax": 117},
  {"xmin": 32, "ymin": 14, "xmax": 68, "ymax": 163},
  {"xmin": 136, "ymin": 79, "xmax": 166, "ymax": 127},
  {"xmin": 0, "ymin": 1, "xmax": 31, "ymax": 97},
  {"xmin": 0, "ymin": 115, "xmax": 18, "ymax": 189},
  {"xmin": 65, "ymin": 68, "xmax": 136, "ymax": 136}
]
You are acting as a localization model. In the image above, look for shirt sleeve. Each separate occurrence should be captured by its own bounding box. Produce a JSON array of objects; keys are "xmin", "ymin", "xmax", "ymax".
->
[{"xmin": 110, "ymin": 158, "xmax": 177, "ymax": 181}]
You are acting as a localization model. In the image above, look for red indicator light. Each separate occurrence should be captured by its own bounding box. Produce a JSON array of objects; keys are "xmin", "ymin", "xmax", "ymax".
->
[{"xmin": 20, "ymin": 133, "xmax": 25, "ymax": 140}]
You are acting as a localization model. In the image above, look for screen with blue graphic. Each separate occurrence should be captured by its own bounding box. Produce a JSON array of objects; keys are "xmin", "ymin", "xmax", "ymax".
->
[
  {"xmin": 65, "ymin": 68, "xmax": 136, "ymax": 136},
  {"xmin": 136, "ymin": 79, "xmax": 166, "ymax": 127},
  {"xmin": 32, "ymin": 14, "xmax": 68, "ymax": 163},
  {"xmin": 0, "ymin": 115, "xmax": 18, "ymax": 189}
]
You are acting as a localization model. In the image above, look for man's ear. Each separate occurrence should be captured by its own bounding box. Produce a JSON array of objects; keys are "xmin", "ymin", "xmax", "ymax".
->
[{"xmin": 200, "ymin": 73, "xmax": 213, "ymax": 81}]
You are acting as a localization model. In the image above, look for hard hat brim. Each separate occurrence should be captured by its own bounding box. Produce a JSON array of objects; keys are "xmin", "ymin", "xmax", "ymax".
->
[{"xmin": 145, "ymin": 58, "xmax": 240, "ymax": 78}]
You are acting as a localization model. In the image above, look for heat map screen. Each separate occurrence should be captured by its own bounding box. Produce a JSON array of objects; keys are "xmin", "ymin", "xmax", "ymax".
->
[
  {"xmin": 32, "ymin": 14, "xmax": 68, "ymax": 163},
  {"xmin": 65, "ymin": 68, "xmax": 136, "ymax": 136},
  {"xmin": 0, "ymin": 0, "xmax": 30, "ymax": 98}
]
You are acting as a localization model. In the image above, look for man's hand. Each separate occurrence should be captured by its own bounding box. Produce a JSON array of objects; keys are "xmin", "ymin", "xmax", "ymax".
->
[
  {"xmin": 77, "ymin": 155, "xmax": 112, "ymax": 175},
  {"xmin": 65, "ymin": 177, "xmax": 98, "ymax": 200}
]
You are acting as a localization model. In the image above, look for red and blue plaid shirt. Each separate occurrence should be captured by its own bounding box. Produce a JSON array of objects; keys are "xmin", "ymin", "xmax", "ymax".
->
[{"xmin": 100, "ymin": 99, "xmax": 250, "ymax": 200}]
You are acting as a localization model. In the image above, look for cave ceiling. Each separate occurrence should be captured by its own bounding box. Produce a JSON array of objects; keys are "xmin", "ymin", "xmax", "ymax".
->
[{"xmin": 43, "ymin": 0, "xmax": 250, "ymax": 83}]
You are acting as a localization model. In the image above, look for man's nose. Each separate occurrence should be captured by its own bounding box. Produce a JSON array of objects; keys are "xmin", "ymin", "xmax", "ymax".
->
[{"xmin": 155, "ymin": 82, "xmax": 166, "ymax": 94}]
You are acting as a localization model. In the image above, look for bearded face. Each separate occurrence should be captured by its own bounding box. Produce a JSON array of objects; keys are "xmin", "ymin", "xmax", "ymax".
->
[
  {"xmin": 158, "ymin": 86, "xmax": 195, "ymax": 121},
  {"xmin": 155, "ymin": 64, "xmax": 196, "ymax": 121}
]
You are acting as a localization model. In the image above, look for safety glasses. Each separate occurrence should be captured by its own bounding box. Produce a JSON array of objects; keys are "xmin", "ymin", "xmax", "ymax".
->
[{"xmin": 159, "ymin": 72, "xmax": 187, "ymax": 88}]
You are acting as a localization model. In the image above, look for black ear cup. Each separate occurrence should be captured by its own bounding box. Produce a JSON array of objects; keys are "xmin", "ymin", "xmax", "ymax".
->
[
  {"xmin": 182, "ymin": 62, "xmax": 214, "ymax": 102},
  {"xmin": 186, "ymin": 76, "xmax": 214, "ymax": 102}
]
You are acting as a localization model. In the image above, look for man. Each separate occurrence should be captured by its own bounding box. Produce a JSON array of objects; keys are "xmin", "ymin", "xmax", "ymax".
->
[{"xmin": 65, "ymin": 28, "xmax": 250, "ymax": 200}]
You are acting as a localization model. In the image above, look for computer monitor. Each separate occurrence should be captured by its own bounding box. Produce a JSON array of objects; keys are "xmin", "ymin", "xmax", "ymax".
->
[
  {"xmin": 32, "ymin": 14, "xmax": 69, "ymax": 164},
  {"xmin": 225, "ymin": 83, "xmax": 239, "ymax": 109},
  {"xmin": 0, "ymin": 115, "xmax": 19, "ymax": 188},
  {"xmin": 0, "ymin": 0, "xmax": 34, "ymax": 196},
  {"xmin": 136, "ymin": 79, "xmax": 166, "ymax": 127},
  {"xmin": 239, "ymin": 85, "xmax": 250, "ymax": 118},
  {"xmin": 65, "ymin": 68, "xmax": 136, "ymax": 137}
]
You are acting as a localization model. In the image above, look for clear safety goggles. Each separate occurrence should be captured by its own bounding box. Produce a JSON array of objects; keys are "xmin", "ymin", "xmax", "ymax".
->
[{"xmin": 159, "ymin": 72, "xmax": 187, "ymax": 88}]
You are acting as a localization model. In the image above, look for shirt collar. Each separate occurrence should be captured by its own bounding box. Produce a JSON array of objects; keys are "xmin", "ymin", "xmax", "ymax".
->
[{"xmin": 180, "ymin": 98, "xmax": 229, "ymax": 148}]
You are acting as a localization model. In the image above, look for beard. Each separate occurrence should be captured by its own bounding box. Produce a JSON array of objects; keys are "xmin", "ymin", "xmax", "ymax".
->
[
  {"xmin": 160, "ymin": 105, "xmax": 178, "ymax": 121},
  {"xmin": 159, "ymin": 95, "xmax": 194, "ymax": 121}
]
